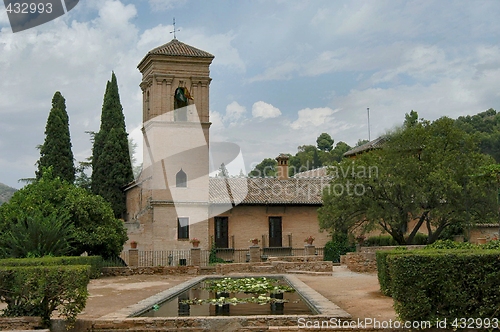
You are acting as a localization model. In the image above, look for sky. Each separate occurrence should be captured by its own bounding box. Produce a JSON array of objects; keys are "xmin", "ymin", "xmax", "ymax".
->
[{"xmin": 1, "ymin": 0, "xmax": 499, "ymax": 189}]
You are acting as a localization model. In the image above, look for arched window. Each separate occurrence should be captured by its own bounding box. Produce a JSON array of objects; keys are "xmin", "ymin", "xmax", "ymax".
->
[{"xmin": 176, "ymin": 169, "xmax": 187, "ymax": 187}]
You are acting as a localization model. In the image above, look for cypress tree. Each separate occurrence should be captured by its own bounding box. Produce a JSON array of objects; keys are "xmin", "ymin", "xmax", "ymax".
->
[
  {"xmin": 91, "ymin": 72, "xmax": 134, "ymax": 218},
  {"xmin": 36, "ymin": 91, "xmax": 75, "ymax": 183}
]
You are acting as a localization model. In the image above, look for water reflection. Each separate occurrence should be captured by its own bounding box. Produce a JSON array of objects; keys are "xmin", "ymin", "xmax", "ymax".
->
[{"xmin": 140, "ymin": 279, "xmax": 311, "ymax": 317}]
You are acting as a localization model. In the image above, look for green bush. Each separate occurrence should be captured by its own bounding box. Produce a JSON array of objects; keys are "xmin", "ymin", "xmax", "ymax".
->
[
  {"xmin": 410, "ymin": 233, "xmax": 428, "ymax": 245},
  {"xmin": 424, "ymin": 239, "xmax": 474, "ymax": 250},
  {"xmin": 388, "ymin": 250, "xmax": 500, "ymax": 323},
  {"xmin": 324, "ymin": 232, "xmax": 355, "ymax": 263},
  {"xmin": 0, "ymin": 265, "xmax": 90, "ymax": 328},
  {"xmin": 208, "ymin": 243, "xmax": 227, "ymax": 265},
  {"xmin": 481, "ymin": 239, "xmax": 500, "ymax": 249},
  {"xmin": 365, "ymin": 233, "xmax": 428, "ymax": 246},
  {"xmin": 0, "ymin": 256, "xmax": 103, "ymax": 279}
]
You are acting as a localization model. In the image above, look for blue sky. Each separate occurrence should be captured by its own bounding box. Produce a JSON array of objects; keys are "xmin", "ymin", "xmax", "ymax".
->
[{"xmin": 1, "ymin": 0, "xmax": 499, "ymax": 188}]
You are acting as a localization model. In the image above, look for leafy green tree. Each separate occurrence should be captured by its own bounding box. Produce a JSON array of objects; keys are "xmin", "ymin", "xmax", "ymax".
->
[
  {"xmin": 36, "ymin": 92, "xmax": 75, "ymax": 183},
  {"xmin": 91, "ymin": 73, "xmax": 134, "ymax": 218},
  {"xmin": 317, "ymin": 133, "xmax": 334, "ymax": 152},
  {"xmin": 249, "ymin": 158, "xmax": 277, "ymax": 177},
  {"xmin": 0, "ymin": 169, "xmax": 127, "ymax": 258},
  {"xmin": 330, "ymin": 141, "xmax": 351, "ymax": 162},
  {"xmin": 313, "ymin": 149, "xmax": 322, "ymax": 168},
  {"xmin": 319, "ymin": 114, "xmax": 496, "ymax": 244}
]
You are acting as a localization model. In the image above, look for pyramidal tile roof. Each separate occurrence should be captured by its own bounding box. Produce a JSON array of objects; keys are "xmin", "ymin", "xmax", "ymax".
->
[{"xmin": 147, "ymin": 38, "xmax": 214, "ymax": 58}]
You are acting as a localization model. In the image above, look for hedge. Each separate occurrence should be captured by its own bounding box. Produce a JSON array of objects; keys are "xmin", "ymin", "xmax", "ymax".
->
[
  {"xmin": 375, "ymin": 248, "xmax": 408, "ymax": 296},
  {"xmin": 365, "ymin": 233, "xmax": 428, "ymax": 246},
  {"xmin": 0, "ymin": 265, "xmax": 90, "ymax": 327},
  {"xmin": 0, "ymin": 256, "xmax": 103, "ymax": 278},
  {"xmin": 387, "ymin": 250, "xmax": 500, "ymax": 323}
]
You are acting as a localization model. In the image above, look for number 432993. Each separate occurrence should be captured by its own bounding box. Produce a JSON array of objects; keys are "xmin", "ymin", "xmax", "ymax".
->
[{"xmin": 6, "ymin": 2, "xmax": 53, "ymax": 14}]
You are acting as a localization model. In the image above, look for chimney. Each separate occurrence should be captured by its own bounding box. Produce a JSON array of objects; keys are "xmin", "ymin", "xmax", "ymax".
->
[{"xmin": 276, "ymin": 154, "xmax": 289, "ymax": 180}]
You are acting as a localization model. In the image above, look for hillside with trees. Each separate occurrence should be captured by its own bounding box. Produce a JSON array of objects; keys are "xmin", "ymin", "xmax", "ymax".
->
[
  {"xmin": 249, "ymin": 133, "xmax": 353, "ymax": 177},
  {"xmin": 0, "ymin": 183, "xmax": 16, "ymax": 206}
]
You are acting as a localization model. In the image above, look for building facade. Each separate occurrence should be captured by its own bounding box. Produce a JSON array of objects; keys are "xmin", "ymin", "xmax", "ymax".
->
[{"xmin": 124, "ymin": 39, "xmax": 332, "ymax": 251}]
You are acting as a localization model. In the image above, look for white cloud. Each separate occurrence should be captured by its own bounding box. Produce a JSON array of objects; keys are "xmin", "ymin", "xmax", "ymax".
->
[
  {"xmin": 0, "ymin": 0, "xmax": 143, "ymax": 187},
  {"xmin": 252, "ymin": 101, "xmax": 281, "ymax": 119},
  {"xmin": 0, "ymin": 7, "xmax": 8, "ymax": 25},
  {"xmin": 148, "ymin": 0, "xmax": 187, "ymax": 12},
  {"xmin": 96, "ymin": 0, "xmax": 137, "ymax": 31},
  {"xmin": 290, "ymin": 107, "xmax": 337, "ymax": 129},
  {"xmin": 249, "ymin": 61, "xmax": 299, "ymax": 82},
  {"xmin": 224, "ymin": 101, "xmax": 246, "ymax": 124},
  {"xmin": 186, "ymin": 31, "xmax": 245, "ymax": 72}
]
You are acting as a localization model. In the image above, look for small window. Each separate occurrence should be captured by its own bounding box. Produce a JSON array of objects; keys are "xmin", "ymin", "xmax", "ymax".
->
[
  {"xmin": 176, "ymin": 169, "xmax": 187, "ymax": 187},
  {"xmin": 178, "ymin": 217, "xmax": 189, "ymax": 239}
]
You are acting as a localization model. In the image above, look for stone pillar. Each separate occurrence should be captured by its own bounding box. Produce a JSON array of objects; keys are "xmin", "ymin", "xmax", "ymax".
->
[
  {"xmin": 304, "ymin": 244, "xmax": 315, "ymax": 256},
  {"xmin": 249, "ymin": 245, "xmax": 260, "ymax": 263},
  {"xmin": 129, "ymin": 249, "xmax": 139, "ymax": 267},
  {"xmin": 191, "ymin": 248, "xmax": 201, "ymax": 266}
]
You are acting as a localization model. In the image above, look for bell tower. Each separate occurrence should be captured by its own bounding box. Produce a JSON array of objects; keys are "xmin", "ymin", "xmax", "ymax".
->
[
  {"xmin": 137, "ymin": 38, "xmax": 214, "ymax": 143},
  {"xmin": 129, "ymin": 39, "xmax": 214, "ymax": 251}
]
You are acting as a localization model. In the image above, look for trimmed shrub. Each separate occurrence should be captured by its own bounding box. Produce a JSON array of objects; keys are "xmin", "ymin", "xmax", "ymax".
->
[
  {"xmin": 410, "ymin": 232, "xmax": 428, "ymax": 245},
  {"xmin": 388, "ymin": 250, "xmax": 500, "ymax": 323},
  {"xmin": 424, "ymin": 239, "xmax": 474, "ymax": 250},
  {"xmin": 375, "ymin": 248, "xmax": 408, "ymax": 296},
  {"xmin": 0, "ymin": 265, "xmax": 90, "ymax": 327},
  {"xmin": 364, "ymin": 235, "xmax": 398, "ymax": 247},
  {"xmin": 481, "ymin": 239, "xmax": 500, "ymax": 250},
  {"xmin": 0, "ymin": 256, "xmax": 103, "ymax": 279},
  {"xmin": 365, "ymin": 233, "xmax": 428, "ymax": 246}
]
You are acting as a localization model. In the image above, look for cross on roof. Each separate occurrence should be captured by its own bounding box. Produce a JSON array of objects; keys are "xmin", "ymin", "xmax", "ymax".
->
[{"xmin": 170, "ymin": 17, "xmax": 180, "ymax": 39}]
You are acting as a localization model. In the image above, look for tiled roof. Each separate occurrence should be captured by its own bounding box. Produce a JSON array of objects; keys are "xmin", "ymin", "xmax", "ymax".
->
[
  {"xmin": 343, "ymin": 136, "xmax": 387, "ymax": 157},
  {"xmin": 146, "ymin": 39, "xmax": 214, "ymax": 58},
  {"xmin": 209, "ymin": 177, "xmax": 330, "ymax": 205},
  {"xmin": 293, "ymin": 166, "xmax": 331, "ymax": 178}
]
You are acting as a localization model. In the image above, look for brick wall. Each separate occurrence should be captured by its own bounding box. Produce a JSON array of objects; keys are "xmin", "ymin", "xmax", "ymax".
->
[{"xmin": 211, "ymin": 205, "xmax": 330, "ymax": 249}]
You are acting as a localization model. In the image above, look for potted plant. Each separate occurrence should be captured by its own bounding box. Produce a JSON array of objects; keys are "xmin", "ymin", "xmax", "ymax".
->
[
  {"xmin": 130, "ymin": 240, "xmax": 137, "ymax": 249},
  {"xmin": 249, "ymin": 238, "xmax": 259, "ymax": 246},
  {"xmin": 190, "ymin": 238, "xmax": 200, "ymax": 247},
  {"xmin": 304, "ymin": 236, "xmax": 315, "ymax": 245}
]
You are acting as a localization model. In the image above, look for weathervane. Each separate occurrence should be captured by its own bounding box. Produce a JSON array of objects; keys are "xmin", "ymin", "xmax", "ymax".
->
[{"xmin": 170, "ymin": 17, "xmax": 180, "ymax": 39}]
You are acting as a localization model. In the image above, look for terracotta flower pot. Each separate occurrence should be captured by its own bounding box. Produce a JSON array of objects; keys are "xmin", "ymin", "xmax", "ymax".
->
[
  {"xmin": 251, "ymin": 240, "xmax": 259, "ymax": 245},
  {"xmin": 130, "ymin": 241, "xmax": 137, "ymax": 249},
  {"xmin": 192, "ymin": 242, "xmax": 200, "ymax": 248}
]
